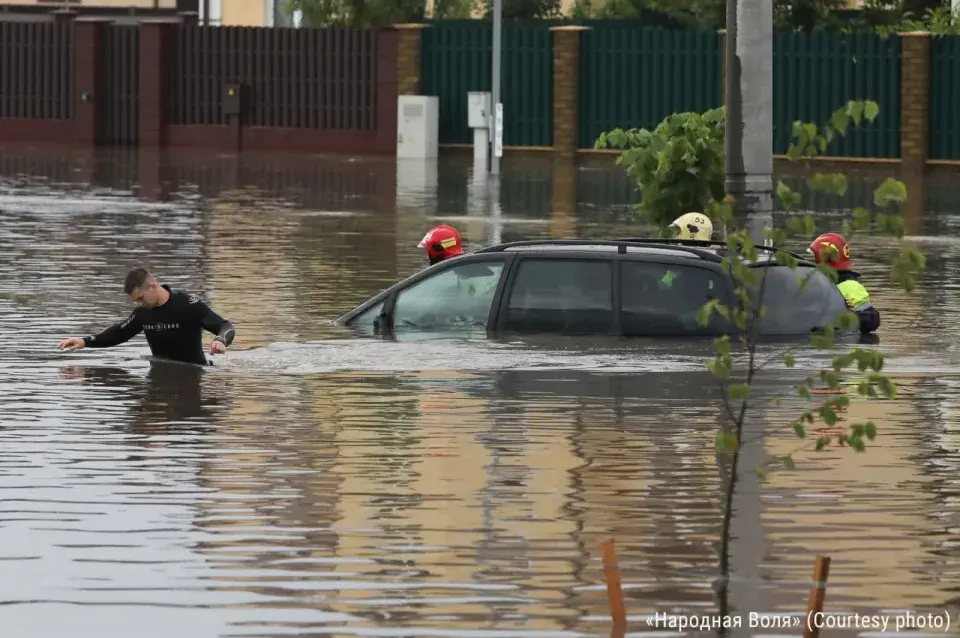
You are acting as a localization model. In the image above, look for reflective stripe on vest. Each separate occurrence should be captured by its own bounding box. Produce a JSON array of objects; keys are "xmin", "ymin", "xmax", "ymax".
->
[{"xmin": 837, "ymin": 279, "xmax": 871, "ymax": 311}]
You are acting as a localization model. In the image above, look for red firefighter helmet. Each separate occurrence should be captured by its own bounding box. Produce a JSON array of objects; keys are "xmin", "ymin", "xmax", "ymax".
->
[
  {"xmin": 418, "ymin": 224, "xmax": 464, "ymax": 263},
  {"xmin": 808, "ymin": 232, "xmax": 853, "ymax": 270}
]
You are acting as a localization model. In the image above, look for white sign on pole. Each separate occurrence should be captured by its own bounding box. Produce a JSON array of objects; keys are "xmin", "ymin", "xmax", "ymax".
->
[{"xmin": 494, "ymin": 103, "xmax": 503, "ymax": 158}]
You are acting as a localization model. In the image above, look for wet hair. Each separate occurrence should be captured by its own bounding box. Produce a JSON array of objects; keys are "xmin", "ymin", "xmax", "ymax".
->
[{"xmin": 123, "ymin": 267, "xmax": 154, "ymax": 294}]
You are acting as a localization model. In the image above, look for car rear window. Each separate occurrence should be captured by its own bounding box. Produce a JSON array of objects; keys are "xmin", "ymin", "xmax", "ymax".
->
[
  {"xmin": 620, "ymin": 261, "xmax": 729, "ymax": 336},
  {"xmin": 747, "ymin": 265, "xmax": 848, "ymax": 335},
  {"xmin": 504, "ymin": 258, "xmax": 613, "ymax": 334}
]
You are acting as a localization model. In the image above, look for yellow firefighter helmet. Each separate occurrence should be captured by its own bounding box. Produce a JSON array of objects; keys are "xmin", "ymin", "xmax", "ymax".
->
[{"xmin": 668, "ymin": 212, "xmax": 713, "ymax": 241}]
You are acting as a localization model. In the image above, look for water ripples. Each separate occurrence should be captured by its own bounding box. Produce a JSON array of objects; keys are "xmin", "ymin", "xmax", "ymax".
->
[{"xmin": 0, "ymin": 153, "xmax": 959, "ymax": 637}]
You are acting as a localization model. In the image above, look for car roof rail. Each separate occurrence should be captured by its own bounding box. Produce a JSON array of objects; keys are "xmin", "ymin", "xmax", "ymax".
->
[
  {"xmin": 473, "ymin": 238, "xmax": 725, "ymax": 261},
  {"xmin": 613, "ymin": 237, "xmax": 809, "ymax": 262}
]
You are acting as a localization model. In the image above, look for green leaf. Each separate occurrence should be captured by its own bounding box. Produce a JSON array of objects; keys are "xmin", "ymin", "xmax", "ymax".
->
[
  {"xmin": 864, "ymin": 101, "xmax": 879, "ymax": 121},
  {"xmin": 847, "ymin": 100, "xmax": 864, "ymax": 126},
  {"xmin": 821, "ymin": 408, "xmax": 838, "ymax": 426},
  {"xmin": 728, "ymin": 384, "xmax": 750, "ymax": 402},
  {"xmin": 815, "ymin": 436, "xmax": 831, "ymax": 451},
  {"xmin": 715, "ymin": 432, "xmax": 739, "ymax": 452},
  {"xmin": 696, "ymin": 299, "xmax": 716, "ymax": 327},
  {"xmin": 793, "ymin": 423, "xmax": 806, "ymax": 438},
  {"xmin": 783, "ymin": 455, "xmax": 796, "ymax": 470},
  {"xmin": 864, "ymin": 422, "xmax": 877, "ymax": 440},
  {"xmin": 783, "ymin": 353, "xmax": 796, "ymax": 368},
  {"xmin": 873, "ymin": 178, "xmax": 907, "ymax": 208}
]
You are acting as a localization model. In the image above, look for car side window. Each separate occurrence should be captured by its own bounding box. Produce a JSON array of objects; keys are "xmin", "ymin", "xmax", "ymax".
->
[
  {"xmin": 504, "ymin": 258, "xmax": 613, "ymax": 334},
  {"xmin": 392, "ymin": 259, "xmax": 506, "ymax": 330},
  {"xmin": 348, "ymin": 301, "xmax": 385, "ymax": 334},
  {"xmin": 620, "ymin": 261, "xmax": 728, "ymax": 336},
  {"xmin": 749, "ymin": 265, "xmax": 848, "ymax": 335}
]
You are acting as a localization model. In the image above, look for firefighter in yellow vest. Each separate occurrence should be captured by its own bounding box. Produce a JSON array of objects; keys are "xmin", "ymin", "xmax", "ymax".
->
[{"xmin": 807, "ymin": 232, "xmax": 880, "ymax": 333}]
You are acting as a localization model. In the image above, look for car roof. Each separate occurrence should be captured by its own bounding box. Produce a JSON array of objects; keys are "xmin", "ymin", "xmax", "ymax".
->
[
  {"xmin": 473, "ymin": 238, "xmax": 811, "ymax": 265},
  {"xmin": 334, "ymin": 238, "xmax": 825, "ymax": 326}
]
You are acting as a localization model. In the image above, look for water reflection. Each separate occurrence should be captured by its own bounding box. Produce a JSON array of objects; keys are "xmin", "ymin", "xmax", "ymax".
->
[
  {"xmin": 58, "ymin": 361, "xmax": 228, "ymax": 431},
  {"xmin": 0, "ymin": 147, "xmax": 959, "ymax": 637}
]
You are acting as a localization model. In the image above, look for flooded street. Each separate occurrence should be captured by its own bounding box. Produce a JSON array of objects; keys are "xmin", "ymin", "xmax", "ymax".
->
[{"xmin": 1, "ymin": 148, "xmax": 958, "ymax": 637}]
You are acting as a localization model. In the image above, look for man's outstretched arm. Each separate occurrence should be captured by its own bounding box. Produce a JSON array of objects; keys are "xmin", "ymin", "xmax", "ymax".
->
[{"xmin": 83, "ymin": 312, "xmax": 143, "ymax": 348}]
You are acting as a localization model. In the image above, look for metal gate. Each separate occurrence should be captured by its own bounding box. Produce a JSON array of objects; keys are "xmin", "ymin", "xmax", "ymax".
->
[{"xmin": 98, "ymin": 25, "xmax": 139, "ymax": 145}]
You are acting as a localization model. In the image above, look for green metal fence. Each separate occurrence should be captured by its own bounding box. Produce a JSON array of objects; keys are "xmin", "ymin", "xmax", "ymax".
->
[
  {"xmin": 578, "ymin": 26, "xmax": 723, "ymax": 149},
  {"xmin": 773, "ymin": 31, "xmax": 900, "ymax": 158},
  {"xmin": 419, "ymin": 20, "xmax": 905, "ymax": 159},
  {"xmin": 420, "ymin": 21, "xmax": 553, "ymax": 147},
  {"xmin": 930, "ymin": 36, "xmax": 960, "ymax": 160}
]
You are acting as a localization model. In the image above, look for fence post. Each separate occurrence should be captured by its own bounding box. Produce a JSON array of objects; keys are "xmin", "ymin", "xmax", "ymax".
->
[
  {"xmin": 73, "ymin": 18, "xmax": 113, "ymax": 147},
  {"xmin": 900, "ymin": 32, "xmax": 930, "ymax": 173},
  {"xmin": 139, "ymin": 20, "xmax": 177, "ymax": 150},
  {"xmin": 550, "ymin": 25, "xmax": 588, "ymax": 159},
  {"xmin": 802, "ymin": 554, "xmax": 831, "ymax": 638}
]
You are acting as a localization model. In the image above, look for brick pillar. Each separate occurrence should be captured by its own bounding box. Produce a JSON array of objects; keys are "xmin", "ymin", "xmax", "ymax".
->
[
  {"xmin": 394, "ymin": 23, "xmax": 425, "ymax": 95},
  {"xmin": 139, "ymin": 20, "xmax": 177, "ymax": 149},
  {"xmin": 550, "ymin": 25, "xmax": 588, "ymax": 159},
  {"xmin": 73, "ymin": 19, "xmax": 112, "ymax": 147},
  {"xmin": 900, "ymin": 32, "xmax": 930, "ymax": 174}
]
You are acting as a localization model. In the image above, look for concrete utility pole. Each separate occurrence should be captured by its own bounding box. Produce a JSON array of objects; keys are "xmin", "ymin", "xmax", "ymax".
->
[
  {"xmin": 722, "ymin": 0, "xmax": 773, "ymax": 625},
  {"xmin": 490, "ymin": 0, "xmax": 503, "ymax": 176},
  {"xmin": 724, "ymin": 0, "xmax": 774, "ymax": 246}
]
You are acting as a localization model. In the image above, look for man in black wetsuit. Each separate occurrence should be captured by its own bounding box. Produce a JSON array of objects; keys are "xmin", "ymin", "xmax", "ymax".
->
[{"xmin": 57, "ymin": 267, "xmax": 236, "ymax": 366}]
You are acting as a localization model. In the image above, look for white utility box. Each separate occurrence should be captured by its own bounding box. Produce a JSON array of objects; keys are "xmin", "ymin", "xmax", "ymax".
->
[
  {"xmin": 468, "ymin": 91, "xmax": 491, "ymax": 129},
  {"xmin": 397, "ymin": 95, "xmax": 439, "ymax": 159}
]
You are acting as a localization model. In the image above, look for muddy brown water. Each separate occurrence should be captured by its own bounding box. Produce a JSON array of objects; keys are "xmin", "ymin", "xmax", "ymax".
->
[{"xmin": 0, "ymin": 149, "xmax": 958, "ymax": 637}]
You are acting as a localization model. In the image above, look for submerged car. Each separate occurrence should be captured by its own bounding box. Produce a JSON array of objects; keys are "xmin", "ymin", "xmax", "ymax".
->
[{"xmin": 333, "ymin": 239, "xmax": 854, "ymax": 339}]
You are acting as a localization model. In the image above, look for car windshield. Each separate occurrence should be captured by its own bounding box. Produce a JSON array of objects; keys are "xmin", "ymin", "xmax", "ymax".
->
[{"xmin": 746, "ymin": 265, "xmax": 848, "ymax": 335}]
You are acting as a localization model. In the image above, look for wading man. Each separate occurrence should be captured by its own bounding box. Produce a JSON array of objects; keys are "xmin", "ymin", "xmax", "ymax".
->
[{"xmin": 57, "ymin": 267, "xmax": 236, "ymax": 366}]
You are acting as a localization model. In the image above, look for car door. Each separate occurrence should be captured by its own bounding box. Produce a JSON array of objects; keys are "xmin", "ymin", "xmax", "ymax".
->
[
  {"xmin": 494, "ymin": 253, "xmax": 616, "ymax": 335},
  {"xmin": 618, "ymin": 257, "xmax": 734, "ymax": 337},
  {"xmin": 381, "ymin": 255, "xmax": 513, "ymax": 337}
]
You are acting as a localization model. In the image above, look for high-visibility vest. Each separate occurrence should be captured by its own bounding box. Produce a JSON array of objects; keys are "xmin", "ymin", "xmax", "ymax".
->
[{"xmin": 837, "ymin": 279, "xmax": 871, "ymax": 311}]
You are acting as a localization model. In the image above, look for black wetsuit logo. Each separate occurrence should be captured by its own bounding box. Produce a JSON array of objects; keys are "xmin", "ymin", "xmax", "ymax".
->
[{"xmin": 143, "ymin": 323, "xmax": 181, "ymax": 331}]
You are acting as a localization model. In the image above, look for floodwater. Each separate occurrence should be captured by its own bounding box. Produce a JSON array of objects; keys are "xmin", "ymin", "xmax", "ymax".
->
[{"xmin": 1, "ymin": 148, "xmax": 958, "ymax": 638}]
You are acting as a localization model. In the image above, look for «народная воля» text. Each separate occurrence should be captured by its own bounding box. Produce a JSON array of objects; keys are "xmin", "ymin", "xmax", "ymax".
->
[{"xmin": 647, "ymin": 610, "xmax": 954, "ymax": 633}]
